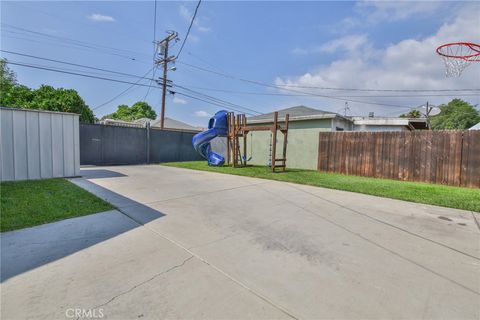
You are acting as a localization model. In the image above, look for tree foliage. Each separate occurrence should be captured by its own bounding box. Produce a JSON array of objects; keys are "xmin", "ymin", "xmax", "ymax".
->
[
  {"xmin": 102, "ymin": 101, "xmax": 157, "ymax": 121},
  {"xmin": 430, "ymin": 99, "xmax": 480, "ymax": 130},
  {"xmin": 0, "ymin": 59, "xmax": 95, "ymax": 123},
  {"xmin": 400, "ymin": 109, "xmax": 422, "ymax": 118},
  {"xmin": 1, "ymin": 59, "xmax": 17, "ymax": 87}
]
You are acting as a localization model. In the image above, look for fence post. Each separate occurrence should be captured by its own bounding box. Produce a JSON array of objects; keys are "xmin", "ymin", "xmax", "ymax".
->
[{"xmin": 146, "ymin": 122, "xmax": 150, "ymax": 164}]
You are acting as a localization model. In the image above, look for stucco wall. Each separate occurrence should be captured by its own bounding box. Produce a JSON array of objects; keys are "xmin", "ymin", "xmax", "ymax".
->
[{"xmin": 246, "ymin": 119, "xmax": 332, "ymax": 170}]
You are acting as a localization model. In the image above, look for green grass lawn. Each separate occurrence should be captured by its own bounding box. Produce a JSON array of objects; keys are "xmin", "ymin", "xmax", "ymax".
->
[
  {"xmin": 1, "ymin": 178, "xmax": 114, "ymax": 232},
  {"xmin": 162, "ymin": 161, "xmax": 480, "ymax": 212}
]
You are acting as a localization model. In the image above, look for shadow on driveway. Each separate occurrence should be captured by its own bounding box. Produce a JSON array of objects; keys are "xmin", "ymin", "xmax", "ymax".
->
[
  {"xmin": 1, "ymin": 178, "xmax": 165, "ymax": 282},
  {"xmin": 79, "ymin": 169, "xmax": 128, "ymax": 179}
]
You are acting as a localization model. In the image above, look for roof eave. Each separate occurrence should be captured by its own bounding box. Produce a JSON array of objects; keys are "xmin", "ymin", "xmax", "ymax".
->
[{"xmin": 248, "ymin": 113, "xmax": 340, "ymax": 124}]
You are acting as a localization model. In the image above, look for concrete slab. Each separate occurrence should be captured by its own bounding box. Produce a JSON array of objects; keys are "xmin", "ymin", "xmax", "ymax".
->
[
  {"xmin": 1, "ymin": 210, "xmax": 291, "ymax": 320},
  {"xmin": 3, "ymin": 165, "xmax": 479, "ymax": 319}
]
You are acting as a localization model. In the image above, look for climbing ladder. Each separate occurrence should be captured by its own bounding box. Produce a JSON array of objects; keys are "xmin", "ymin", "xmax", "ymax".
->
[{"xmin": 226, "ymin": 111, "xmax": 290, "ymax": 172}]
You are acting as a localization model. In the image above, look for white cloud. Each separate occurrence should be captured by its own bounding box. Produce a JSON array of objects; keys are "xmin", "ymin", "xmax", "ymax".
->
[
  {"xmin": 87, "ymin": 13, "xmax": 115, "ymax": 22},
  {"xmin": 292, "ymin": 47, "xmax": 309, "ymax": 55},
  {"xmin": 197, "ymin": 26, "xmax": 211, "ymax": 33},
  {"xmin": 334, "ymin": 1, "xmax": 455, "ymax": 34},
  {"xmin": 189, "ymin": 34, "xmax": 200, "ymax": 43},
  {"xmin": 318, "ymin": 34, "xmax": 369, "ymax": 54},
  {"xmin": 173, "ymin": 96, "xmax": 187, "ymax": 105},
  {"xmin": 276, "ymin": 5, "xmax": 480, "ymax": 116},
  {"xmin": 292, "ymin": 35, "xmax": 375, "ymax": 58},
  {"xmin": 357, "ymin": 1, "xmax": 445, "ymax": 22},
  {"xmin": 194, "ymin": 110, "xmax": 210, "ymax": 117},
  {"xmin": 178, "ymin": 4, "xmax": 211, "ymax": 37},
  {"xmin": 179, "ymin": 5, "xmax": 191, "ymax": 21}
]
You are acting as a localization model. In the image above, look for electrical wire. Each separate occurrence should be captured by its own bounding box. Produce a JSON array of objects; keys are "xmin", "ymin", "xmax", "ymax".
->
[
  {"xmin": 2, "ymin": 24, "xmax": 151, "ymax": 63},
  {"xmin": 172, "ymin": 84, "xmax": 480, "ymax": 98},
  {"xmin": 142, "ymin": 0, "xmax": 159, "ymax": 102},
  {"xmin": 177, "ymin": 61, "xmax": 480, "ymax": 93},
  {"xmin": 178, "ymin": 62, "xmax": 412, "ymax": 109},
  {"xmin": 94, "ymin": 67, "xmax": 155, "ymax": 111},
  {"xmin": 172, "ymin": 90, "xmax": 256, "ymax": 116},
  {"xmin": 2, "ymin": 23, "xmax": 150, "ymax": 58},
  {"xmin": 6, "ymin": 61, "xmax": 167, "ymax": 89},
  {"xmin": 173, "ymin": 84, "xmax": 262, "ymax": 115},
  {"xmin": 176, "ymin": 0, "xmax": 202, "ymax": 60},
  {"xmin": 4, "ymin": 60, "xmax": 259, "ymax": 115},
  {"xmin": 0, "ymin": 50, "xmax": 157, "ymax": 81}
]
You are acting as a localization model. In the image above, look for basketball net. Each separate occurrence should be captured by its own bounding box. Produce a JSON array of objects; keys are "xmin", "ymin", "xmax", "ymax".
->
[{"xmin": 436, "ymin": 42, "xmax": 480, "ymax": 77}]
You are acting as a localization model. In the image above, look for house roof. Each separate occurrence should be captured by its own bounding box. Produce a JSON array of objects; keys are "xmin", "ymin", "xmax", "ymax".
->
[
  {"xmin": 469, "ymin": 122, "xmax": 480, "ymax": 130},
  {"xmin": 248, "ymin": 106, "xmax": 341, "ymax": 123},
  {"xmin": 101, "ymin": 117, "xmax": 202, "ymax": 132},
  {"xmin": 134, "ymin": 117, "xmax": 201, "ymax": 131}
]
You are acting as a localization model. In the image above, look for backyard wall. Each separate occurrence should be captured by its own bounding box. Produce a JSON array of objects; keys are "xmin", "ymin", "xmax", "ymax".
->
[
  {"xmin": 0, "ymin": 107, "xmax": 80, "ymax": 181},
  {"xmin": 80, "ymin": 123, "xmax": 202, "ymax": 165},
  {"xmin": 247, "ymin": 119, "xmax": 332, "ymax": 170}
]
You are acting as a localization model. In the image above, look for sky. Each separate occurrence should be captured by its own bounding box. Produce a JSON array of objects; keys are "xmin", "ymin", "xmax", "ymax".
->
[{"xmin": 1, "ymin": 1, "xmax": 479, "ymax": 126}]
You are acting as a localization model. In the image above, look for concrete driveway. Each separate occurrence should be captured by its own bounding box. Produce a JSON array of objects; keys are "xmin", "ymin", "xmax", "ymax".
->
[{"xmin": 2, "ymin": 165, "xmax": 479, "ymax": 319}]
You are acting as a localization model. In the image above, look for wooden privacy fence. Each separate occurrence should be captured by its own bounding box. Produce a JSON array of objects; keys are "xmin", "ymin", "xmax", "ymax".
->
[{"xmin": 317, "ymin": 131, "xmax": 480, "ymax": 188}]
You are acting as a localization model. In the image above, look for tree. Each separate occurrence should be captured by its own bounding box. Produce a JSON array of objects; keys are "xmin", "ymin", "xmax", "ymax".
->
[
  {"xmin": 430, "ymin": 99, "xmax": 480, "ymax": 130},
  {"xmin": 28, "ymin": 85, "xmax": 95, "ymax": 123},
  {"xmin": 102, "ymin": 101, "xmax": 157, "ymax": 121},
  {"xmin": 0, "ymin": 59, "xmax": 95, "ymax": 123},
  {"xmin": 1, "ymin": 59, "xmax": 17, "ymax": 87},
  {"xmin": 400, "ymin": 110, "xmax": 422, "ymax": 118}
]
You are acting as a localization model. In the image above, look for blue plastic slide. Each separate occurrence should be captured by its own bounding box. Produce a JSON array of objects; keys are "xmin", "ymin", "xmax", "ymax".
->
[{"xmin": 192, "ymin": 110, "xmax": 228, "ymax": 166}]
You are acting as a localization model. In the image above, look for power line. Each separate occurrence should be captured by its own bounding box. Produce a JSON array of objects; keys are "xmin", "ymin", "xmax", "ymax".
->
[
  {"xmin": 173, "ymin": 84, "xmax": 480, "ymax": 98},
  {"xmin": 173, "ymin": 84, "xmax": 262, "ymax": 115},
  {"xmin": 0, "ymin": 50, "xmax": 158, "ymax": 81},
  {"xmin": 94, "ymin": 67, "xmax": 155, "ymax": 111},
  {"xmin": 177, "ymin": 62, "xmax": 413, "ymax": 109},
  {"xmin": 142, "ymin": 0, "xmax": 159, "ymax": 102},
  {"xmin": 4, "ymin": 58, "xmax": 260, "ymax": 116},
  {"xmin": 177, "ymin": 61, "xmax": 480, "ymax": 93},
  {"xmin": 5, "ymin": 60, "xmax": 254, "ymax": 116},
  {"xmin": 172, "ymin": 90, "xmax": 256, "ymax": 116},
  {"xmin": 6, "ymin": 61, "xmax": 168, "ymax": 89},
  {"xmin": 274, "ymin": 84, "xmax": 480, "ymax": 92},
  {"xmin": 176, "ymin": 0, "xmax": 202, "ymax": 60},
  {"xmin": 2, "ymin": 24, "xmax": 151, "ymax": 63},
  {"xmin": 2, "ymin": 23, "xmax": 150, "ymax": 58}
]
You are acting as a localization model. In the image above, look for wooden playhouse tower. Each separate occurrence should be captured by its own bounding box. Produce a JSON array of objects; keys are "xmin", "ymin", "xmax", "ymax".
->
[{"xmin": 225, "ymin": 111, "xmax": 290, "ymax": 172}]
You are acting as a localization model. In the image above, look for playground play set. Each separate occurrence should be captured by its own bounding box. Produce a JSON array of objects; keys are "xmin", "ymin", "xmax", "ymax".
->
[
  {"xmin": 193, "ymin": 42, "xmax": 479, "ymax": 170},
  {"xmin": 193, "ymin": 111, "xmax": 290, "ymax": 172}
]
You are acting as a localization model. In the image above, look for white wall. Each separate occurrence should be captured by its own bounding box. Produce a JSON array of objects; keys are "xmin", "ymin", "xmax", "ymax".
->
[
  {"xmin": 0, "ymin": 108, "xmax": 80, "ymax": 181},
  {"xmin": 353, "ymin": 125, "xmax": 408, "ymax": 132}
]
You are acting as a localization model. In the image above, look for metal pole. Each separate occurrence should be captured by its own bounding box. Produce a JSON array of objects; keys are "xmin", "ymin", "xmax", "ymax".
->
[
  {"xmin": 426, "ymin": 101, "xmax": 431, "ymax": 130},
  {"xmin": 271, "ymin": 112, "xmax": 278, "ymax": 172},
  {"xmin": 160, "ymin": 39, "xmax": 169, "ymax": 130},
  {"xmin": 146, "ymin": 121, "xmax": 150, "ymax": 163}
]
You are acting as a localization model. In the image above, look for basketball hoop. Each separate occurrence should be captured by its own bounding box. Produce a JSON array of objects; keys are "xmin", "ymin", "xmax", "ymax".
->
[{"xmin": 436, "ymin": 42, "xmax": 480, "ymax": 77}]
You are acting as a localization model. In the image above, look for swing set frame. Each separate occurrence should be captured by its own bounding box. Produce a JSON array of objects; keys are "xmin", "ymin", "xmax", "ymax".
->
[{"xmin": 226, "ymin": 111, "xmax": 290, "ymax": 172}]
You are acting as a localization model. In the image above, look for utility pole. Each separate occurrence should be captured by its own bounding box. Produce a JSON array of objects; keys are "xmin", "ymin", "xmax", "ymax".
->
[
  {"xmin": 344, "ymin": 102, "xmax": 350, "ymax": 117},
  {"xmin": 424, "ymin": 101, "xmax": 432, "ymax": 130},
  {"xmin": 155, "ymin": 31, "xmax": 178, "ymax": 129}
]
